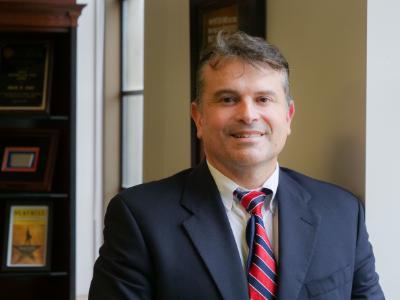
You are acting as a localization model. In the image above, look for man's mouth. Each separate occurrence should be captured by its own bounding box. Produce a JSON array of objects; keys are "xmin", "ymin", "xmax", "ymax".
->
[{"xmin": 231, "ymin": 132, "xmax": 265, "ymax": 138}]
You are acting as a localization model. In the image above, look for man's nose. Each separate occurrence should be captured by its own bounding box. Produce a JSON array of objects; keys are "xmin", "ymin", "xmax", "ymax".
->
[{"xmin": 236, "ymin": 98, "xmax": 259, "ymax": 124}]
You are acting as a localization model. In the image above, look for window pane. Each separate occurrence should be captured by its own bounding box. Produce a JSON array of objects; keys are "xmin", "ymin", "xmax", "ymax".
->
[
  {"xmin": 122, "ymin": 0, "xmax": 144, "ymax": 91},
  {"xmin": 122, "ymin": 94, "xmax": 143, "ymax": 188}
]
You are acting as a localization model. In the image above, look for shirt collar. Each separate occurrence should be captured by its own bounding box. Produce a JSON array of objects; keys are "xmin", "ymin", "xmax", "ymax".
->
[{"xmin": 207, "ymin": 160, "xmax": 279, "ymax": 213}]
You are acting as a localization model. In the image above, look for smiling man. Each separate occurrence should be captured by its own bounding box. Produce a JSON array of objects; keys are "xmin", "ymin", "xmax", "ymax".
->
[
  {"xmin": 191, "ymin": 54, "xmax": 295, "ymax": 189},
  {"xmin": 89, "ymin": 32, "xmax": 384, "ymax": 300}
]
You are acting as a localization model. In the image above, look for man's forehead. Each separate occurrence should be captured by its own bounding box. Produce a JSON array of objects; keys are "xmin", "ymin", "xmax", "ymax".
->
[
  {"xmin": 201, "ymin": 58, "xmax": 285, "ymax": 87},
  {"xmin": 203, "ymin": 57, "xmax": 280, "ymax": 77}
]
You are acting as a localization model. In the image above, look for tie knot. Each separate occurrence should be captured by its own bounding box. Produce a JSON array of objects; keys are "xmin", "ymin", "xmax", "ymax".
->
[{"xmin": 233, "ymin": 188, "xmax": 272, "ymax": 216}]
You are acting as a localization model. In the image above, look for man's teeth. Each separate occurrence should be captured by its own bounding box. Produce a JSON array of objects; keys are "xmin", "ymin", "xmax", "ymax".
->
[{"xmin": 233, "ymin": 133, "xmax": 264, "ymax": 138}]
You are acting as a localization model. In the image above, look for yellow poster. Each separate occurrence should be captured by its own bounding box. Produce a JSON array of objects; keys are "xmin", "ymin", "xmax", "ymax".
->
[{"xmin": 7, "ymin": 205, "xmax": 49, "ymax": 267}]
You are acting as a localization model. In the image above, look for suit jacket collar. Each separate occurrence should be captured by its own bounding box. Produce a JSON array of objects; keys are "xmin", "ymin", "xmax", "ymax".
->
[
  {"xmin": 277, "ymin": 169, "xmax": 321, "ymax": 300},
  {"xmin": 181, "ymin": 161, "xmax": 248, "ymax": 300}
]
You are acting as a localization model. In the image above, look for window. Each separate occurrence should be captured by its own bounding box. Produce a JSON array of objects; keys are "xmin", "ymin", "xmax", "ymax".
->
[{"xmin": 121, "ymin": 0, "xmax": 144, "ymax": 188}]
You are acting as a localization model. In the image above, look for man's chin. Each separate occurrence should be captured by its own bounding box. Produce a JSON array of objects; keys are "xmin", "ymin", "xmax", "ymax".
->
[{"xmin": 228, "ymin": 155, "xmax": 273, "ymax": 169}]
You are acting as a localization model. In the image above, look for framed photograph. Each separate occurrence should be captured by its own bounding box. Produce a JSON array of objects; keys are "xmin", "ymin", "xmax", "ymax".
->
[
  {"xmin": 2, "ymin": 202, "xmax": 52, "ymax": 271},
  {"xmin": 0, "ymin": 129, "xmax": 59, "ymax": 191},
  {"xmin": 0, "ymin": 40, "xmax": 53, "ymax": 114},
  {"xmin": 190, "ymin": 0, "xmax": 266, "ymax": 165}
]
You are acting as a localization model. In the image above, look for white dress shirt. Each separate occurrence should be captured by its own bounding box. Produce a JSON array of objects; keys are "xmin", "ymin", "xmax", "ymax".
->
[{"xmin": 207, "ymin": 161, "xmax": 280, "ymax": 269}]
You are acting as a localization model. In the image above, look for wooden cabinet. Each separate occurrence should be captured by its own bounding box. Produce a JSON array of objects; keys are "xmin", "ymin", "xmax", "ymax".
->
[{"xmin": 0, "ymin": 1, "xmax": 84, "ymax": 299}]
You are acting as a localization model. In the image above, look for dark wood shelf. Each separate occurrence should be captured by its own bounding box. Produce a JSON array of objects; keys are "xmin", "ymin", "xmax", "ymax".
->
[
  {"xmin": 0, "ymin": 193, "xmax": 68, "ymax": 199},
  {"xmin": 0, "ymin": 1, "xmax": 85, "ymax": 30},
  {"xmin": 0, "ymin": 2, "xmax": 83, "ymax": 300},
  {"xmin": 0, "ymin": 271, "xmax": 68, "ymax": 277},
  {"xmin": 0, "ymin": 115, "xmax": 69, "ymax": 121}
]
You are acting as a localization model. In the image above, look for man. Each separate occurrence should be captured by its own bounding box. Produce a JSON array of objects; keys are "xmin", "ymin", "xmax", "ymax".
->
[{"xmin": 89, "ymin": 32, "xmax": 384, "ymax": 299}]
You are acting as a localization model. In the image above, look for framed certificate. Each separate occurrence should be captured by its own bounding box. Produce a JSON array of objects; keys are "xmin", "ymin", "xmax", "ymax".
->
[
  {"xmin": 190, "ymin": 0, "xmax": 266, "ymax": 78},
  {"xmin": 2, "ymin": 202, "xmax": 52, "ymax": 271},
  {"xmin": 201, "ymin": 3, "xmax": 239, "ymax": 48},
  {"xmin": 0, "ymin": 129, "xmax": 59, "ymax": 191},
  {"xmin": 0, "ymin": 40, "xmax": 53, "ymax": 114}
]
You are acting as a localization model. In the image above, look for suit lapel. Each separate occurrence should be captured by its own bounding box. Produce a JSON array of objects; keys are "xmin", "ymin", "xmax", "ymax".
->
[
  {"xmin": 277, "ymin": 170, "xmax": 321, "ymax": 300},
  {"xmin": 181, "ymin": 162, "xmax": 248, "ymax": 300}
]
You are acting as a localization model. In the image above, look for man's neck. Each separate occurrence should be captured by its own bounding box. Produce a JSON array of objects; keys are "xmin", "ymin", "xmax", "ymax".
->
[{"xmin": 206, "ymin": 159, "xmax": 277, "ymax": 190}]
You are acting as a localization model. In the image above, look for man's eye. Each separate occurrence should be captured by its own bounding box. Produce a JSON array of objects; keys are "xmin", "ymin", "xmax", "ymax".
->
[
  {"xmin": 221, "ymin": 96, "xmax": 236, "ymax": 104},
  {"xmin": 259, "ymin": 97, "xmax": 272, "ymax": 103}
]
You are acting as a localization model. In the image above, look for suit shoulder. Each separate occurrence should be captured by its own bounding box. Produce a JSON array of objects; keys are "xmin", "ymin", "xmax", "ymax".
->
[
  {"xmin": 120, "ymin": 167, "xmax": 192, "ymax": 198},
  {"xmin": 111, "ymin": 167, "xmax": 193, "ymax": 209},
  {"xmin": 280, "ymin": 167, "xmax": 362, "ymax": 210}
]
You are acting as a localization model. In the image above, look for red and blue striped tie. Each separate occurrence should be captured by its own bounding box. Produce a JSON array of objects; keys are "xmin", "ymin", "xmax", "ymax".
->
[{"xmin": 234, "ymin": 188, "xmax": 278, "ymax": 300}]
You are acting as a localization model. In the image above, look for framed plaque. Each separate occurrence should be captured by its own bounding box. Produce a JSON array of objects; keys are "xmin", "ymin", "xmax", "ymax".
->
[
  {"xmin": 190, "ymin": 0, "xmax": 266, "ymax": 165},
  {"xmin": 0, "ymin": 129, "xmax": 59, "ymax": 191},
  {"xmin": 0, "ymin": 40, "xmax": 53, "ymax": 114},
  {"xmin": 201, "ymin": 3, "xmax": 239, "ymax": 48},
  {"xmin": 2, "ymin": 202, "xmax": 52, "ymax": 271}
]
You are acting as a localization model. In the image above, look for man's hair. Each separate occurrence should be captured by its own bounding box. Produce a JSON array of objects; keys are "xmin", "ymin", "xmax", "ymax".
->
[{"xmin": 195, "ymin": 31, "xmax": 291, "ymax": 104}]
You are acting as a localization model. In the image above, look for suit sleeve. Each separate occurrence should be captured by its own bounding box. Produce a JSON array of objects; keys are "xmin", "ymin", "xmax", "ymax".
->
[
  {"xmin": 352, "ymin": 200, "xmax": 385, "ymax": 299},
  {"xmin": 89, "ymin": 195, "xmax": 153, "ymax": 300}
]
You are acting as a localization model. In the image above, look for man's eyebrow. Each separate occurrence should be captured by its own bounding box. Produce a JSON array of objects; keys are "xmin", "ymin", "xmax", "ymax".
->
[
  {"xmin": 212, "ymin": 89, "xmax": 279, "ymax": 97},
  {"xmin": 213, "ymin": 89, "xmax": 239, "ymax": 97},
  {"xmin": 254, "ymin": 90, "xmax": 278, "ymax": 97}
]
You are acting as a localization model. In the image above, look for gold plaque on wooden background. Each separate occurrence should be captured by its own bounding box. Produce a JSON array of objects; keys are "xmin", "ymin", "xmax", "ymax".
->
[
  {"xmin": 0, "ymin": 41, "xmax": 52, "ymax": 113},
  {"xmin": 202, "ymin": 4, "xmax": 238, "ymax": 48}
]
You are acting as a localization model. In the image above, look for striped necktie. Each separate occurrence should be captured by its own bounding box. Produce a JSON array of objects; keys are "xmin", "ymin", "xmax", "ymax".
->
[{"xmin": 234, "ymin": 188, "xmax": 278, "ymax": 300}]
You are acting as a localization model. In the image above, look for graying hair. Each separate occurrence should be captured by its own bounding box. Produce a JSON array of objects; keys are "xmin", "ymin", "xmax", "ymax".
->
[{"xmin": 195, "ymin": 31, "xmax": 292, "ymax": 104}]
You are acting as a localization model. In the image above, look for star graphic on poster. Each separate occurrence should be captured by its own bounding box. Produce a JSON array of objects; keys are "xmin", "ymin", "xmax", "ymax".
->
[
  {"xmin": 13, "ymin": 244, "xmax": 41, "ymax": 262},
  {"xmin": 12, "ymin": 227, "xmax": 41, "ymax": 263}
]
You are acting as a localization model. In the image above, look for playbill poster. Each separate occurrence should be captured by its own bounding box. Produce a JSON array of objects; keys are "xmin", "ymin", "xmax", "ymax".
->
[{"xmin": 6, "ymin": 205, "xmax": 49, "ymax": 268}]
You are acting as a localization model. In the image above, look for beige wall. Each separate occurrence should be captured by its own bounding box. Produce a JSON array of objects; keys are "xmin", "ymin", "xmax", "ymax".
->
[
  {"xmin": 268, "ymin": 0, "xmax": 367, "ymax": 199},
  {"xmin": 143, "ymin": 0, "xmax": 191, "ymax": 181}
]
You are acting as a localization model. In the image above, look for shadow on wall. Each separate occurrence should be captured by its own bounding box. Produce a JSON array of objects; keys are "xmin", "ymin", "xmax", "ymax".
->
[{"xmin": 329, "ymin": 135, "xmax": 365, "ymax": 201}]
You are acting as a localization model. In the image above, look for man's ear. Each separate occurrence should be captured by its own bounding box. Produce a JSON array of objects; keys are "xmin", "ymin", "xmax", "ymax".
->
[
  {"xmin": 191, "ymin": 101, "xmax": 203, "ymax": 139},
  {"xmin": 286, "ymin": 100, "xmax": 295, "ymax": 135}
]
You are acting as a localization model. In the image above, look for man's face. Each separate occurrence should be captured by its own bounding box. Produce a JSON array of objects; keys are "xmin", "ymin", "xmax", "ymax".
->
[{"xmin": 191, "ymin": 58, "xmax": 295, "ymax": 177}]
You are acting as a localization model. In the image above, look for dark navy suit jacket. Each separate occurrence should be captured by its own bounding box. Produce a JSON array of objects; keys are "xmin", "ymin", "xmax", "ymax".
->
[{"xmin": 89, "ymin": 162, "xmax": 384, "ymax": 299}]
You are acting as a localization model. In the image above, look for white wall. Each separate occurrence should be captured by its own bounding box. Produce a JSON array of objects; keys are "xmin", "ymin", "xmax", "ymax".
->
[
  {"xmin": 76, "ymin": 0, "xmax": 104, "ymax": 297},
  {"xmin": 366, "ymin": 0, "xmax": 400, "ymax": 298}
]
